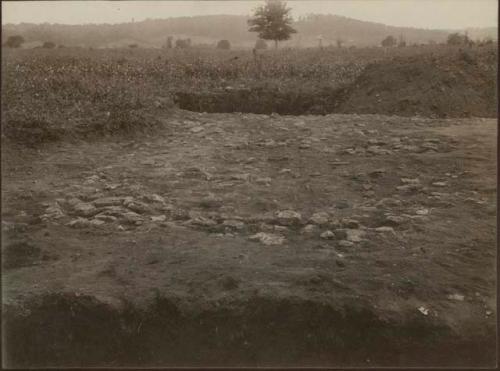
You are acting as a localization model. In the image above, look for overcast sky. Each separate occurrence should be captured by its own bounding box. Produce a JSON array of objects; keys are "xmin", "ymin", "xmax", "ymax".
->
[{"xmin": 2, "ymin": 0, "xmax": 498, "ymax": 29}]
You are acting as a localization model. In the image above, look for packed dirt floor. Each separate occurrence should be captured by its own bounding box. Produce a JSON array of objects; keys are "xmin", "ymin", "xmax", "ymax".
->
[{"xmin": 1, "ymin": 109, "xmax": 497, "ymax": 367}]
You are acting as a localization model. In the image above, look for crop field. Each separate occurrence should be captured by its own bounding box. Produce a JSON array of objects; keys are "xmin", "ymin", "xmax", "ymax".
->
[{"xmin": 1, "ymin": 43, "xmax": 498, "ymax": 367}]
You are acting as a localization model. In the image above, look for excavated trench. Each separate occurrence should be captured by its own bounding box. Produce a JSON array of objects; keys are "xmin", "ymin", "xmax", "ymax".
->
[
  {"xmin": 173, "ymin": 87, "xmax": 347, "ymax": 115},
  {"xmin": 2, "ymin": 293, "xmax": 496, "ymax": 367}
]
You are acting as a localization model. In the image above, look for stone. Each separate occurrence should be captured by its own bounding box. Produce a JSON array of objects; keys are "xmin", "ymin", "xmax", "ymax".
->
[
  {"xmin": 301, "ymin": 224, "xmax": 318, "ymax": 234},
  {"xmin": 346, "ymin": 229, "xmax": 365, "ymax": 242},
  {"xmin": 338, "ymin": 240, "xmax": 354, "ymax": 248},
  {"xmin": 190, "ymin": 126, "xmax": 204, "ymax": 133},
  {"xmin": 432, "ymin": 182, "xmax": 448, "ymax": 187},
  {"xmin": 320, "ymin": 230, "xmax": 335, "ymax": 239},
  {"xmin": 375, "ymin": 226, "xmax": 396, "ymax": 234},
  {"xmin": 92, "ymin": 197, "xmax": 125, "ymax": 207},
  {"xmin": 73, "ymin": 202, "xmax": 98, "ymax": 217},
  {"xmin": 89, "ymin": 219, "xmax": 105, "ymax": 226},
  {"xmin": 369, "ymin": 169, "xmax": 386, "ymax": 177},
  {"xmin": 447, "ymin": 293, "xmax": 465, "ymax": 301},
  {"xmin": 151, "ymin": 215, "xmax": 167, "ymax": 222},
  {"xmin": 94, "ymin": 214, "xmax": 118, "ymax": 223},
  {"xmin": 309, "ymin": 212, "xmax": 330, "ymax": 226},
  {"xmin": 248, "ymin": 232, "xmax": 285, "ymax": 246},
  {"xmin": 231, "ymin": 173, "xmax": 251, "ymax": 181},
  {"xmin": 42, "ymin": 204, "xmax": 65, "ymax": 220},
  {"xmin": 401, "ymin": 178, "xmax": 420, "ymax": 184},
  {"xmin": 222, "ymin": 220, "xmax": 245, "ymax": 230},
  {"xmin": 384, "ymin": 215, "xmax": 405, "ymax": 226},
  {"xmin": 276, "ymin": 210, "xmax": 302, "ymax": 226},
  {"xmin": 342, "ymin": 219, "xmax": 360, "ymax": 229},
  {"xmin": 143, "ymin": 194, "xmax": 165, "ymax": 203},
  {"xmin": 121, "ymin": 211, "xmax": 144, "ymax": 225},
  {"xmin": 255, "ymin": 177, "xmax": 272, "ymax": 185},
  {"xmin": 189, "ymin": 216, "xmax": 217, "ymax": 227},
  {"xmin": 124, "ymin": 200, "xmax": 150, "ymax": 214},
  {"xmin": 416, "ymin": 208, "xmax": 429, "ymax": 215},
  {"xmin": 67, "ymin": 218, "xmax": 91, "ymax": 228}
]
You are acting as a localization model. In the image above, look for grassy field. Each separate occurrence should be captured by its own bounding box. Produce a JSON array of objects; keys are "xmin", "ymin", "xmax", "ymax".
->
[{"xmin": 2, "ymin": 44, "xmax": 496, "ymax": 144}]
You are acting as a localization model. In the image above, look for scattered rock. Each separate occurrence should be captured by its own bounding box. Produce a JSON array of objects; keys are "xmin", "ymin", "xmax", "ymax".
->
[
  {"xmin": 346, "ymin": 229, "xmax": 365, "ymax": 242},
  {"xmin": 301, "ymin": 224, "xmax": 318, "ymax": 234},
  {"xmin": 94, "ymin": 214, "xmax": 118, "ymax": 223},
  {"xmin": 276, "ymin": 210, "xmax": 302, "ymax": 226},
  {"xmin": 338, "ymin": 240, "xmax": 354, "ymax": 248},
  {"xmin": 447, "ymin": 293, "xmax": 465, "ymax": 301},
  {"xmin": 121, "ymin": 211, "xmax": 144, "ymax": 225},
  {"xmin": 320, "ymin": 230, "xmax": 335, "ymax": 240},
  {"xmin": 73, "ymin": 202, "xmax": 98, "ymax": 217},
  {"xmin": 309, "ymin": 212, "xmax": 330, "ymax": 226},
  {"xmin": 231, "ymin": 173, "xmax": 251, "ymax": 181},
  {"xmin": 375, "ymin": 226, "xmax": 396, "ymax": 234},
  {"xmin": 124, "ymin": 200, "xmax": 150, "ymax": 214},
  {"xmin": 432, "ymin": 181, "xmax": 448, "ymax": 187},
  {"xmin": 415, "ymin": 208, "xmax": 429, "ymax": 215},
  {"xmin": 222, "ymin": 219, "xmax": 245, "ymax": 230},
  {"xmin": 189, "ymin": 216, "xmax": 217, "ymax": 227},
  {"xmin": 418, "ymin": 306, "xmax": 429, "ymax": 316},
  {"xmin": 255, "ymin": 177, "xmax": 272, "ymax": 185},
  {"xmin": 151, "ymin": 215, "xmax": 167, "ymax": 222},
  {"xmin": 342, "ymin": 218, "xmax": 360, "ymax": 229},
  {"xmin": 249, "ymin": 232, "xmax": 285, "ymax": 246}
]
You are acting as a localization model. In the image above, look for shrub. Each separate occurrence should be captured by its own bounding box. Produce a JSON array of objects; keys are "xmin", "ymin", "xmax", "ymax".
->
[
  {"xmin": 381, "ymin": 36, "xmax": 396, "ymax": 47},
  {"xmin": 217, "ymin": 40, "xmax": 231, "ymax": 50},
  {"xmin": 5, "ymin": 35, "xmax": 25, "ymax": 48},
  {"xmin": 42, "ymin": 41, "xmax": 56, "ymax": 49}
]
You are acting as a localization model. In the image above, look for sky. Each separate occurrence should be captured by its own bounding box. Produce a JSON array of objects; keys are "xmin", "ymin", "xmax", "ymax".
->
[{"xmin": 1, "ymin": 0, "xmax": 498, "ymax": 29}]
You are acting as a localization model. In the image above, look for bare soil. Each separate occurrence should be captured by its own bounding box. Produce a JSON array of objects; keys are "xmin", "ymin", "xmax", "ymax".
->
[{"xmin": 1, "ymin": 110, "xmax": 497, "ymax": 367}]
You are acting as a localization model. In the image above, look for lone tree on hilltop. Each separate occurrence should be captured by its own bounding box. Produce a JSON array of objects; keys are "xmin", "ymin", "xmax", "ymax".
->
[
  {"xmin": 217, "ymin": 40, "xmax": 231, "ymax": 50},
  {"xmin": 5, "ymin": 35, "xmax": 25, "ymax": 48},
  {"xmin": 248, "ymin": 0, "xmax": 297, "ymax": 49},
  {"xmin": 381, "ymin": 35, "xmax": 396, "ymax": 47}
]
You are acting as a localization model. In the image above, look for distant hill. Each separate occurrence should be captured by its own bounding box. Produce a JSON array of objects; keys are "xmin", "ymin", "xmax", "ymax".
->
[{"xmin": 2, "ymin": 14, "xmax": 497, "ymax": 48}]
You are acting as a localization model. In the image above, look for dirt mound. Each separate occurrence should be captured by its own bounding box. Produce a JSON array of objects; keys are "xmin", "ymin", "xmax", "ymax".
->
[{"xmin": 338, "ymin": 47, "xmax": 497, "ymax": 118}]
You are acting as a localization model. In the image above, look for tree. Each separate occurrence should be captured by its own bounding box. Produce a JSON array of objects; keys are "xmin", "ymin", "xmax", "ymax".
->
[
  {"xmin": 217, "ymin": 39, "xmax": 231, "ymax": 50},
  {"xmin": 5, "ymin": 35, "xmax": 25, "ymax": 48},
  {"xmin": 447, "ymin": 32, "xmax": 469, "ymax": 46},
  {"xmin": 336, "ymin": 38, "xmax": 344, "ymax": 48},
  {"xmin": 381, "ymin": 35, "xmax": 396, "ymax": 47},
  {"xmin": 128, "ymin": 43, "xmax": 138, "ymax": 48},
  {"xmin": 42, "ymin": 41, "xmax": 56, "ymax": 49},
  {"xmin": 248, "ymin": 0, "xmax": 297, "ymax": 49},
  {"xmin": 255, "ymin": 39, "xmax": 268, "ymax": 49}
]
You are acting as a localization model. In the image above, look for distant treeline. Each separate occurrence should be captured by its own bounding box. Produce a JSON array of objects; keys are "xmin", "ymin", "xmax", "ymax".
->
[{"xmin": 2, "ymin": 14, "xmax": 497, "ymax": 48}]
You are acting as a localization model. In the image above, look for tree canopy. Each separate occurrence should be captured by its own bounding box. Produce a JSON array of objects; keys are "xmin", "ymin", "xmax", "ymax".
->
[{"xmin": 248, "ymin": 0, "xmax": 297, "ymax": 48}]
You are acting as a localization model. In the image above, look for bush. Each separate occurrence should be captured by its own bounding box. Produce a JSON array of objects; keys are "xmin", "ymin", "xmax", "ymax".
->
[
  {"xmin": 447, "ymin": 33, "xmax": 468, "ymax": 46},
  {"xmin": 5, "ymin": 35, "xmax": 25, "ymax": 48},
  {"xmin": 128, "ymin": 44, "xmax": 138, "ymax": 48},
  {"xmin": 217, "ymin": 40, "xmax": 231, "ymax": 50},
  {"xmin": 42, "ymin": 41, "xmax": 56, "ymax": 49},
  {"xmin": 381, "ymin": 36, "xmax": 396, "ymax": 47}
]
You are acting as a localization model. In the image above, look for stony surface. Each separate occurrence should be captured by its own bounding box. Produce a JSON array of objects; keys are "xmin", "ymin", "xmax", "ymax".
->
[{"xmin": 1, "ymin": 111, "xmax": 496, "ymax": 367}]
